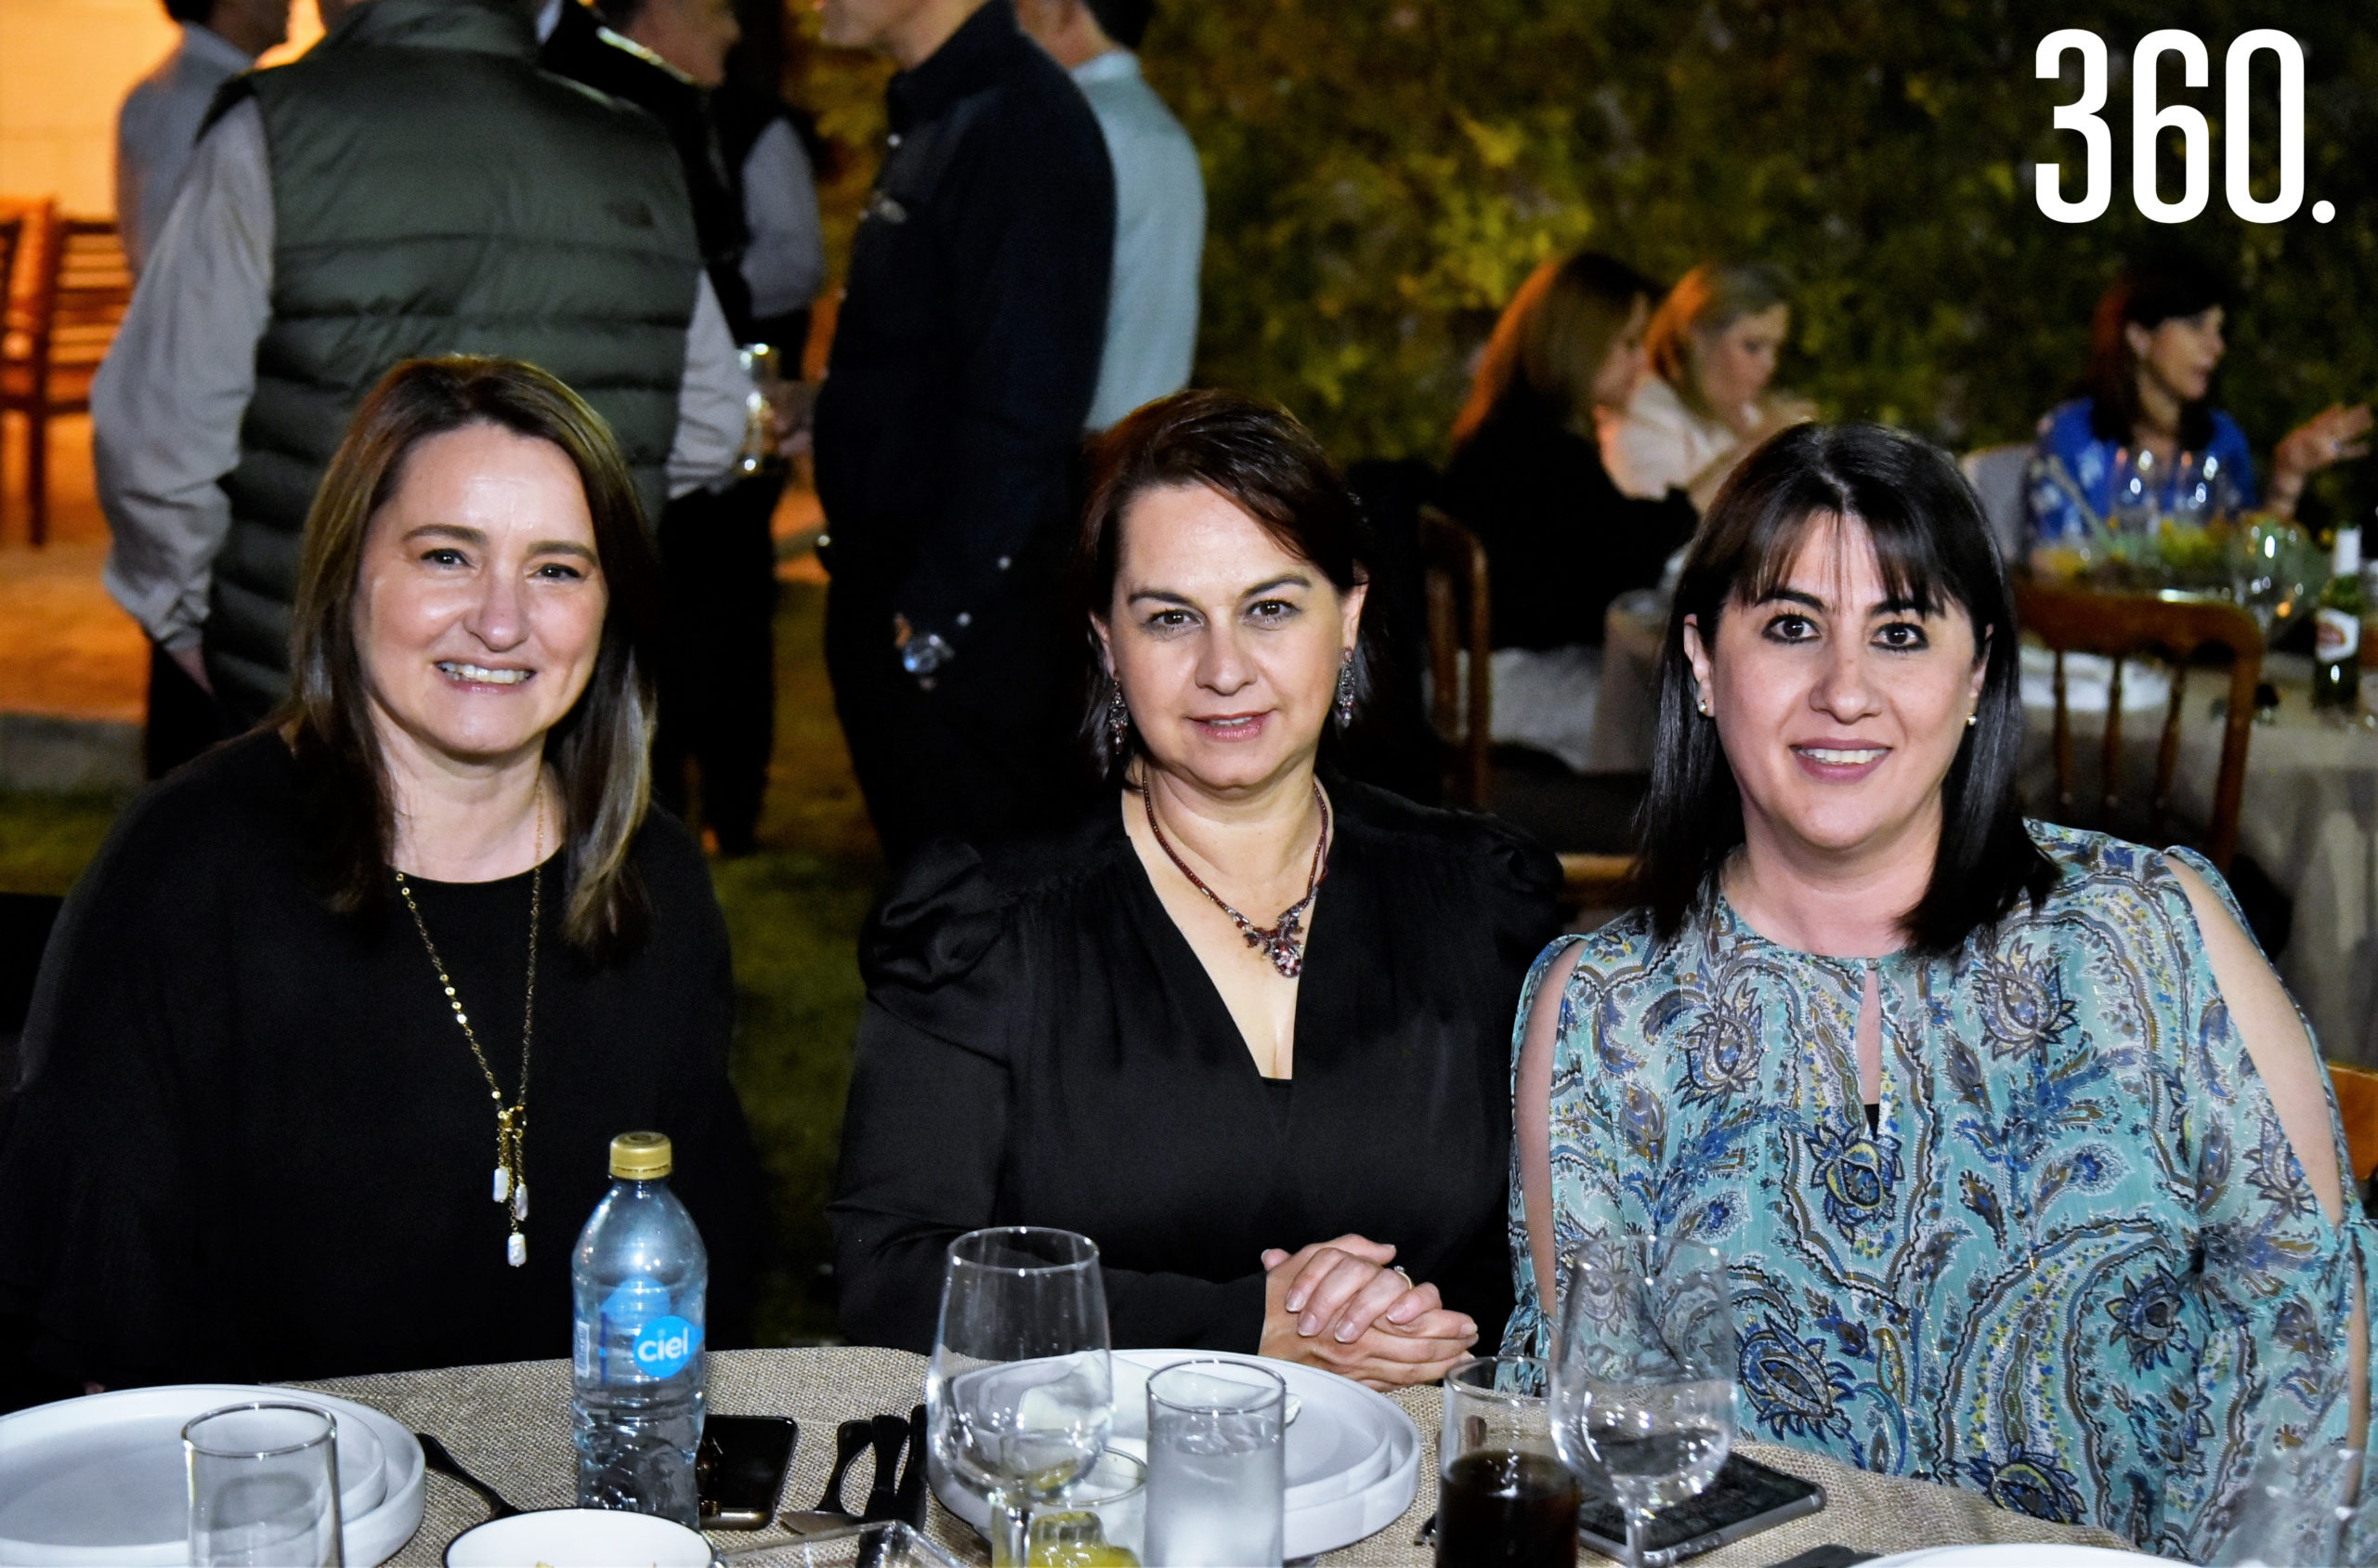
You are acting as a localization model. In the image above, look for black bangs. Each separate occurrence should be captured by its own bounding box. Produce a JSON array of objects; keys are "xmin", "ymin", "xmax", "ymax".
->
[
  {"xmin": 1633, "ymin": 422, "xmax": 2058, "ymax": 954},
  {"xmin": 1718, "ymin": 436, "xmax": 1965, "ymax": 633}
]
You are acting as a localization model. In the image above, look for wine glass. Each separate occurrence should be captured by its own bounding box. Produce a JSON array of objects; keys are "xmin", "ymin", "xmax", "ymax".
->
[
  {"xmin": 927, "ymin": 1227, "xmax": 1114, "ymax": 1568},
  {"xmin": 2204, "ymin": 1436, "xmax": 2362, "ymax": 1565},
  {"xmin": 2108, "ymin": 446, "xmax": 2160, "ymax": 543},
  {"xmin": 1548, "ymin": 1236, "xmax": 1739, "ymax": 1568}
]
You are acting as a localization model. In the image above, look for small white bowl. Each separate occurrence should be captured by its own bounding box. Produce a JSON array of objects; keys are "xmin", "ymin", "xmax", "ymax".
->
[{"xmin": 442, "ymin": 1507, "xmax": 713, "ymax": 1568}]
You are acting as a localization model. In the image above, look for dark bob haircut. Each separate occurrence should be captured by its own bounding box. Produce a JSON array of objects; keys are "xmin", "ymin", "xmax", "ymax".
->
[
  {"xmin": 281, "ymin": 356, "xmax": 666, "ymax": 960},
  {"xmin": 1072, "ymin": 389, "xmax": 1387, "ymax": 781},
  {"xmin": 1632, "ymin": 422, "xmax": 2057, "ymax": 954},
  {"xmin": 2083, "ymin": 254, "xmax": 2229, "ymax": 452}
]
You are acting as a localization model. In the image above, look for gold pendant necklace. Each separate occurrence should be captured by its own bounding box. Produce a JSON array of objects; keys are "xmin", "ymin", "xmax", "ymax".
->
[{"xmin": 394, "ymin": 788, "xmax": 544, "ymax": 1267}]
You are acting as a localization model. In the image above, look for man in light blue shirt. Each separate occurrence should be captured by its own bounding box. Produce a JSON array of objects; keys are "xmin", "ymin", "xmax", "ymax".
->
[
  {"xmin": 1017, "ymin": 0, "xmax": 1203, "ymax": 430},
  {"xmin": 115, "ymin": 0, "xmax": 290, "ymax": 274}
]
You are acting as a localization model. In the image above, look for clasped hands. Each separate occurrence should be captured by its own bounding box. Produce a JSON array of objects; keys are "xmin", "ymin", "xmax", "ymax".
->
[{"xmin": 1258, "ymin": 1234, "xmax": 1477, "ymax": 1391}]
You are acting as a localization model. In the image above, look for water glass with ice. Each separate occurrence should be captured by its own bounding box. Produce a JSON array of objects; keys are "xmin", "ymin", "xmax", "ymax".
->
[
  {"xmin": 1143, "ymin": 1360, "xmax": 1287, "ymax": 1568},
  {"xmin": 184, "ymin": 1403, "xmax": 345, "ymax": 1568}
]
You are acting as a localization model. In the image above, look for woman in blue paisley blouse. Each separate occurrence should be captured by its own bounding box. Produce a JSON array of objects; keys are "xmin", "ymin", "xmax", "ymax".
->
[{"xmin": 1506, "ymin": 421, "xmax": 2371, "ymax": 1558}]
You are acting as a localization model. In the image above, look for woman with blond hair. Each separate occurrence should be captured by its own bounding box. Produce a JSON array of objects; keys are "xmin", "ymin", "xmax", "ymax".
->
[
  {"xmin": 0, "ymin": 357, "xmax": 763, "ymax": 1397},
  {"xmin": 1604, "ymin": 261, "xmax": 1813, "ymax": 512}
]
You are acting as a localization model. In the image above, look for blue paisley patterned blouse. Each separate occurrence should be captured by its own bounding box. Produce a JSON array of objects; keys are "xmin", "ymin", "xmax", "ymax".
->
[{"xmin": 1503, "ymin": 822, "xmax": 2373, "ymax": 1559}]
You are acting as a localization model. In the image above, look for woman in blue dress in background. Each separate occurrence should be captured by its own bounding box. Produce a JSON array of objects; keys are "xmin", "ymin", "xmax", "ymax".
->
[
  {"xmin": 1509, "ymin": 422, "xmax": 2371, "ymax": 1558},
  {"xmin": 2029, "ymin": 255, "xmax": 2368, "ymax": 542}
]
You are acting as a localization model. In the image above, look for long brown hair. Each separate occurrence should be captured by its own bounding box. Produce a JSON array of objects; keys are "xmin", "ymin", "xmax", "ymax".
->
[
  {"xmin": 1451, "ymin": 252, "xmax": 1658, "ymax": 449},
  {"xmin": 1643, "ymin": 263, "xmax": 1792, "ymax": 421},
  {"xmin": 281, "ymin": 356, "xmax": 666, "ymax": 959}
]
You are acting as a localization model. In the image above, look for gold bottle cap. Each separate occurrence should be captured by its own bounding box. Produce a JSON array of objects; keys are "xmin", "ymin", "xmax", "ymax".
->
[{"xmin": 609, "ymin": 1131, "xmax": 673, "ymax": 1180}]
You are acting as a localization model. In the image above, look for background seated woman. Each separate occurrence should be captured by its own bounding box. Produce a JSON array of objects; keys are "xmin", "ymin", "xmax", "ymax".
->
[
  {"xmin": 1507, "ymin": 423, "xmax": 2371, "ymax": 1557},
  {"xmin": 1601, "ymin": 262, "xmax": 1814, "ymax": 516},
  {"xmin": 831, "ymin": 391, "xmax": 1560, "ymax": 1389},
  {"xmin": 1438, "ymin": 252, "xmax": 1696, "ymax": 778},
  {"xmin": 0, "ymin": 358, "xmax": 764, "ymax": 1398},
  {"xmin": 2029, "ymin": 254, "xmax": 2371, "ymax": 540}
]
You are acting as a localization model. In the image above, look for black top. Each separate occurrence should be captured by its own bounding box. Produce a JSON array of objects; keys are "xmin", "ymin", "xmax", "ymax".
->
[
  {"xmin": 829, "ymin": 780, "xmax": 1561, "ymax": 1354},
  {"xmin": 0, "ymin": 733, "xmax": 765, "ymax": 1390},
  {"xmin": 812, "ymin": 0, "xmax": 1114, "ymax": 648},
  {"xmin": 540, "ymin": 3, "xmax": 755, "ymax": 339},
  {"xmin": 1439, "ymin": 397, "xmax": 1699, "ymax": 650}
]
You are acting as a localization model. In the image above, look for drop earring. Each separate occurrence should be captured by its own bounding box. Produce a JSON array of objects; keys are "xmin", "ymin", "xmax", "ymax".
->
[
  {"xmin": 1107, "ymin": 684, "xmax": 1130, "ymax": 757},
  {"xmin": 1333, "ymin": 650, "xmax": 1357, "ymax": 729}
]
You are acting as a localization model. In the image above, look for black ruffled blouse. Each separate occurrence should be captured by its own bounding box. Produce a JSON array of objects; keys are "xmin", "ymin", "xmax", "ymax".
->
[{"xmin": 828, "ymin": 779, "xmax": 1561, "ymax": 1354}]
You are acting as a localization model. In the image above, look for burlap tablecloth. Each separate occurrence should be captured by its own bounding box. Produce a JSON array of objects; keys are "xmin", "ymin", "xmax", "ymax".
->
[{"xmin": 301, "ymin": 1346, "xmax": 2130, "ymax": 1566}]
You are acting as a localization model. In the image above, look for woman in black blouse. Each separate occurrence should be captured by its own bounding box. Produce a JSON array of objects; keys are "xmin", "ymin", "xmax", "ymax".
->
[
  {"xmin": 0, "ymin": 359, "xmax": 763, "ymax": 1400},
  {"xmin": 1441, "ymin": 250, "xmax": 1698, "ymax": 652},
  {"xmin": 830, "ymin": 391, "xmax": 1560, "ymax": 1389}
]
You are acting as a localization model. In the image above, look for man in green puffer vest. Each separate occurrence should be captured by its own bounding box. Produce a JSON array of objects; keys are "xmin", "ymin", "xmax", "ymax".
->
[{"xmin": 93, "ymin": 0, "xmax": 753, "ymax": 750}]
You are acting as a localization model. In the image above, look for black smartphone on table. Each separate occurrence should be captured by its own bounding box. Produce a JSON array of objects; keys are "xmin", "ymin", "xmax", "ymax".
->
[
  {"xmin": 697, "ymin": 1414, "xmax": 800, "ymax": 1529},
  {"xmin": 1575, "ymin": 1453, "xmax": 1825, "ymax": 1566}
]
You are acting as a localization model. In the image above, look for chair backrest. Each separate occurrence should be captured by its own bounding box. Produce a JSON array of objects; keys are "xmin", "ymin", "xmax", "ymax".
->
[
  {"xmin": 2013, "ymin": 578, "xmax": 2260, "ymax": 870},
  {"xmin": 1959, "ymin": 443, "xmax": 2032, "ymax": 567},
  {"xmin": 2326, "ymin": 1061, "xmax": 2378, "ymax": 1187},
  {"xmin": 42, "ymin": 217, "xmax": 133, "ymax": 382},
  {"xmin": 1415, "ymin": 504, "xmax": 1492, "ymax": 809},
  {"xmin": 0, "ymin": 216, "xmax": 21, "ymax": 321},
  {"xmin": 0, "ymin": 198, "xmax": 56, "ymax": 365}
]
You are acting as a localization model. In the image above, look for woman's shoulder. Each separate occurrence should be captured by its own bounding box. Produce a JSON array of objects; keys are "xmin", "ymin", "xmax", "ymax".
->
[
  {"xmin": 89, "ymin": 731, "xmax": 301, "ymax": 886},
  {"xmin": 859, "ymin": 810, "xmax": 1127, "ymax": 994},
  {"xmin": 2009, "ymin": 818, "xmax": 2224, "ymax": 946},
  {"xmin": 2033, "ymin": 397, "xmax": 2099, "ymax": 449},
  {"xmin": 1335, "ymin": 780, "xmax": 1561, "ymax": 895}
]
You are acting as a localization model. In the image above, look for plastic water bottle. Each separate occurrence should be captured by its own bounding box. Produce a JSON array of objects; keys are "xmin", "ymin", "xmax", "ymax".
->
[{"xmin": 572, "ymin": 1130, "xmax": 709, "ymax": 1524}]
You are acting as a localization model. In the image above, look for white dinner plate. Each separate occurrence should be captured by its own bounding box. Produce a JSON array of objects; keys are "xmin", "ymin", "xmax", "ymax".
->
[
  {"xmin": 932, "ymin": 1349, "xmax": 1420, "ymax": 1561},
  {"xmin": 0, "ymin": 1384, "xmax": 425, "ymax": 1568},
  {"xmin": 444, "ymin": 1509, "xmax": 712, "ymax": 1568}
]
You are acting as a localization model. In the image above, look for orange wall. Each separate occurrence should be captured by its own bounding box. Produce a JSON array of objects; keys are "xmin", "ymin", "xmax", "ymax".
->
[{"xmin": 0, "ymin": 0, "xmax": 320, "ymax": 216}]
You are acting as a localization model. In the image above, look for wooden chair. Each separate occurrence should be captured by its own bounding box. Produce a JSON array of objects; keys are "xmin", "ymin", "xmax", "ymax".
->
[
  {"xmin": 2, "ymin": 208, "xmax": 134, "ymax": 546},
  {"xmin": 2013, "ymin": 578, "xmax": 2260, "ymax": 871},
  {"xmin": 1417, "ymin": 504, "xmax": 1493, "ymax": 811},
  {"xmin": 2327, "ymin": 1061, "xmax": 2378, "ymax": 1193}
]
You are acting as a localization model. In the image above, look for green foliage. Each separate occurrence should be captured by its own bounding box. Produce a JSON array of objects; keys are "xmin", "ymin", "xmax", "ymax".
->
[{"xmin": 1122, "ymin": 0, "xmax": 2378, "ymax": 477}]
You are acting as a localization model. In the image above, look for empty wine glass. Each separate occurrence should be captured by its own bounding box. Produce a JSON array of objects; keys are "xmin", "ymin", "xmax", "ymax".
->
[
  {"xmin": 2108, "ymin": 446, "xmax": 2160, "ymax": 542},
  {"xmin": 1548, "ymin": 1236, "xmax": 1739, "ymax": 1568},
  {"xmin": 927, "ymin": 1227, "xmax": 1114, "ymax": 1568}
]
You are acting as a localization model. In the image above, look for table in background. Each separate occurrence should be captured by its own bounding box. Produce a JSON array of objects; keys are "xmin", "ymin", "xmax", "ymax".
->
[
  {"xmin": 302, "ymin": 1346, "xmax": 2128, "ymax": 1567},
  {"xmin": 2017, "ymin": 650, "xmax": 2378, "ymax": 1066}
]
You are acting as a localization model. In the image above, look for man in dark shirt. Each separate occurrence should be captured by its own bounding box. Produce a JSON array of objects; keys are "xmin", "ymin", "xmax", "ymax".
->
[{"xmin": 813, "ymin": 0, "xmax": 1116, "ymax": 866}]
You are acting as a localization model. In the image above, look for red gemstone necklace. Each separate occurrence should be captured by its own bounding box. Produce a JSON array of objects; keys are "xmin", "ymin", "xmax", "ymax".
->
[{"xmin": 1140, "ymin": 778, "xmax": 1332, "ymax": 979}]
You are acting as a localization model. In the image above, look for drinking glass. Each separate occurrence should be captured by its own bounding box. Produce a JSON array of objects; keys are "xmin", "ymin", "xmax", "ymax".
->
[
  {"xmin": 2107, "ymin": 446, "xmax": 2160, "ymax": 540},
  {"xmin": 735, "ymin": 344, "xmax": 781, "ymax": 476},
  {"xmin": 1143, "ymin": 1360, "xmax": 1287, "ymax": 1568},
  {"xmin": 1548, "ymin": 1237, "xmax": 1739, "ymax": 1568},
  {"xmin": 928, "ymin": 1227, "xmax": 1114, "ymax": 1568},
  {"xmin": 2205, "ymin": 1438, "xmax": 2362, "ymax": 1565},
  {"xmin": 1026, "ymin": 1447, "xmax": 1144, "ymax": 1565},
  {"xmin": 1436, "ymin": 1355, "xmax": 1578, "ymax": 1568},
  {"xmin": 184, "ymin": 1403, "xmax": 345, "ymax": 1568}
]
